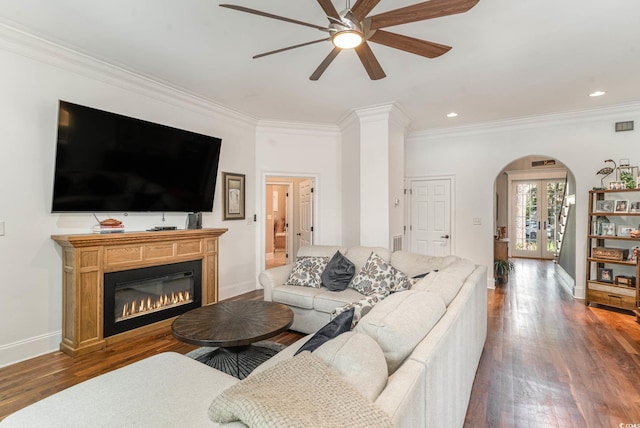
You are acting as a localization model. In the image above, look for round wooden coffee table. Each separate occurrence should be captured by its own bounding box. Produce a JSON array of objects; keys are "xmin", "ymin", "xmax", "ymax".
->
[{"xmin": 172, "ymin": 300, "xmax": 293, "ymax": 378}]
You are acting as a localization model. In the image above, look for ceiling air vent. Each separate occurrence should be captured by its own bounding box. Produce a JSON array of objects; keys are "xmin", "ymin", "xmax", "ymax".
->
[
  {"xmin": 532, "ymin": 160, "xmax": 556, "ymax": 167},
  {"xmin": 615, "ymin": 121, "xmax": 634, "ymax": 132}
]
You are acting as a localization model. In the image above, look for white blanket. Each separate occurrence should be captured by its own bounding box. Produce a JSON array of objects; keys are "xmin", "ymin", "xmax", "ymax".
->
[{"xmin": 208, "ymin": 351, "xmax": 393, "ymax": 428}]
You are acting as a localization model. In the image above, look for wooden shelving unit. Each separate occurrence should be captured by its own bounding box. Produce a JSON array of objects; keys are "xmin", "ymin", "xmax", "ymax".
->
[{"xmin": 586, "ymin": 189, "xmax": 640, "ymax": 320}]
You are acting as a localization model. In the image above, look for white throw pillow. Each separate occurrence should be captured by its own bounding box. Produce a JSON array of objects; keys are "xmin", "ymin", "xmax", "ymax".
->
[
  {"xmin": 355, "ymin": 290, "xmax": 446, "ymax": 374},
  {"xmin": 284, "ymin": 256, "xmax": 329, "ymax": 288},
  {"xmin": 313, "ymin": 331, "xmax": 388, "ymax": 402},
  {"xmin": 348, "ymin": 252, "xmax": 409, "ymax": 296}
]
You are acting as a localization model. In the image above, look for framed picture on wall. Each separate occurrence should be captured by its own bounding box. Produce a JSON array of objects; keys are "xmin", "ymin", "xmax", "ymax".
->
[{"xmin": 222, "ymin": 172, "xmax": 245, "ymax": 220}]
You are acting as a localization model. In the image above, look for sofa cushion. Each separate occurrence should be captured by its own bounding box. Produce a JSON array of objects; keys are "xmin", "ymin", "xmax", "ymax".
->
[
  {"xmin": 333, "ymin": 292, "xmax": 388, "ymax": 328},
  {"xmin": 345, "ymin": 246, "xmax": 391, "ymax": 272},
  {"xmin": 321, "ymin": 251, "xmax": 356, "ymax": 291},
  {"xmin": 390, "ymin": 251, "xmax": 443, "ymax": 278},
  {"xmin": 272, "ymin": 285, "xmax": 325, "ymax": 309},
  {"xmin": 355, "ymin": 290, "xmax": 446, "ymax": 374},
  {"xmin": 411, "ymin": 271, "xmax": 461, "ymax": 306},
  {"xmin": 297, "ymin": 245, "xmax": 347, "ymax": 258},
  {"xmin": 313, "ymin": 287, "xmax": 367, "ymax": 314},
  {"xmin": 284, "ymin": 256, "xmax": 329, "ymax": 288},
  {"xmin": 313, "ymin": 331, "xmax": 389, "ymax": 402},
  {"xmin": 295, "ymin": 308, "xmax": 354, "ymax": 355},
  {"xmin": 349, "ymin": 252, "xmax": 408, "ymax": 296}
]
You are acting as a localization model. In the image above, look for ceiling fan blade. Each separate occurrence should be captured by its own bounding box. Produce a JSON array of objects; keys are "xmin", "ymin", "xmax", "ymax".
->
[
  {"xmin": 253, "ymin": 38, "xmax": 331, "ymax": 59},
  {"xmin": 310, "ymin": 47, "xmax": 341, "ymax": 80},
  {"xmin": 368, "ymin": 30, "xmax": 451, "ymax": 58},
  {"xmin": 369, "ymin": 0, "xmax": 479, "ymax": 30},
  {"xmin": 220, "ymin": 4, "xmax": 328, "ymax": 31},
  {"xmin": 316, "ymin": 0, "xmax": 341, "ymax": 21},
  {"xmin": 350, "ymin": 0, "xmax": 382, "ymax": 21},
  {"xmin": 354, "ymin": 42, "xmax": 386, "ymax": 80}
]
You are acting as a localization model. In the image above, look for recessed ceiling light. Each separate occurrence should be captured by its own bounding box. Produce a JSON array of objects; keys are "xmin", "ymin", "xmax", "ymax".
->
[
  {"xmin": 447, "ymin": 112, "xmax": 458, "ymax": 118},
  {"xmin": 589, "ymin": 90, "xmax": 606, "ymax": 97}
]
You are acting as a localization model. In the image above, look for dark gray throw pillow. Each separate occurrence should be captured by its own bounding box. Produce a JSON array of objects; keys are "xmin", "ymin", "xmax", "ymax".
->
[
  {"xmin": 321, "ymin": 251, "xmax": 356, "ymax": 291},
  {"xmin": 294, "ymin": 308, "xmax": 355, "ymax": 355}
]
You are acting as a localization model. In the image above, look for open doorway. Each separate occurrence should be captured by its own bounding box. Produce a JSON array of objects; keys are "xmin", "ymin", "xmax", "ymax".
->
[
  {"xmin": 264, "ymin": 176, "xmax": 316, "ymax": 270},
  {"xmin": 494, "ymin": 156, "xmax": 577, "ymax": 290},
  {"xmin": 265, "ymin": 183, "xmax": 289, "ymax": 269}
]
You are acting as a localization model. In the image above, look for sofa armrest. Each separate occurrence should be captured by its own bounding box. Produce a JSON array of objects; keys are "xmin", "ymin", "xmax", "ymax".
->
[{"xmin": 259, "ymin": 264, "xmax": 293, "ymax": 301}]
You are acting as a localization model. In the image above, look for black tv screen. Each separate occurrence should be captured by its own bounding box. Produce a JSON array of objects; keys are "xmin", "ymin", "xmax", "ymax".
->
[{"xmin": 51, "ymin": 101, "xmax": 222, "ymax": 213}]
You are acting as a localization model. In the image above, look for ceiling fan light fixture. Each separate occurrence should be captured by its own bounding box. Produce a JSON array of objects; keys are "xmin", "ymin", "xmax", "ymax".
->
[{"xmin": 332, "ymin": 30, "xmax": 363, "ymax": 49}]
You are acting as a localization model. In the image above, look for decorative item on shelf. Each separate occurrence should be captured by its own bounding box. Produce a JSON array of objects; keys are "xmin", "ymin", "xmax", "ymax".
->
[
  {"xmin": 614, "ymin": 275, "xmax": 636, "ymax": 287},
  {"xmin": 616, "ymin": 160, "xmax": 638, "ymax": 189},
  {"xmin": 595, "ymin": 200, "xmax": 614, "ymax": 213},
  {"xmin": 617, "ymin": 226, "xmax": 634, "ymax": 237},
  {"xmin": 614, "ymin": 200, "xmax": 629, "ymax": 213},
  {"xmin": 597, "ymin": 267, "xmax": 614, "ymax": 283},
  {"xmin": 591, "ymin": 246, "xmax": 629, "ymax": 260},
  {"xmin": 630, "ymin": 202, "xmax": 640, "ymax": 213},
  {"xmin": 93, "ymin": 217, "xmax": 125, "ymax": 234},
  {"xmin": 600, "ymin": 222, "xmax": 616, "ymax": 236},
  {"xmin": 596, "ymin": 159, "xmax": 616, "ymax": 189},
  {"xmin": 609, "ymin": 181, "xmax": 626, "ymax": 190},
  {"xmin": 630, "ymin": 230, "xmax": 640, "ymax": 239},
  {"xmin": 493, "ymin": 259, "xmax": 515, "ymax": 284},
  {"xmin": 630, "ymin": 246, "xmax": 640, "ymax": 261}
]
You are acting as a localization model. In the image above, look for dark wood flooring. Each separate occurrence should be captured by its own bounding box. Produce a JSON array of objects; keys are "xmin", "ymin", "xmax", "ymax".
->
[
  {"xmin": 1, "ymin": 259, "xmax": 639, "ymax": 426},
  {"xmin": 465, "ymin": 258, "xmax": 640, "ymax": 427}
]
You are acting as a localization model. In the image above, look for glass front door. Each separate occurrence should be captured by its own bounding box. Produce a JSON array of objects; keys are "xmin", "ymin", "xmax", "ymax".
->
[{"xmin": 512, "ymin": 179, "xmax": 564, "ymax": 259}]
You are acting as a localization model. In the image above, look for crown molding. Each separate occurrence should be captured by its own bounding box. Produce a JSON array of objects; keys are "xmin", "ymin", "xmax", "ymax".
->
[
  {"xmin": 408, "ymin": 102, "xmax": 640, "ymax": 141},
  {"xmin": 256, "ymin": 119, "xmax": 341, "ymax": 137},
  {"xmin": 0, "ymin": 21, "xmax": 257, "ymax": 129}
]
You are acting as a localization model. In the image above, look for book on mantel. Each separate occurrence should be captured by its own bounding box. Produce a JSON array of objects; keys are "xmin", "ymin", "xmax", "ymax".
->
[{"xmin": 92, "ymin": 225, "xmax": 125, "ymax": 234}]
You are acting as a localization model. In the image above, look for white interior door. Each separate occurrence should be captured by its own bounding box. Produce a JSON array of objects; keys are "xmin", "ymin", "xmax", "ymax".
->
[
  {"xmin": 511, "ymin": 179, "xmax": 564, "ymax": 259},
  {"xmin": 409, "ymin": 178, "xmax": 452, "ymax": 256},
  {"xmin": 298, "ymin": 179, "xmax": 314, "ymax": 248}
]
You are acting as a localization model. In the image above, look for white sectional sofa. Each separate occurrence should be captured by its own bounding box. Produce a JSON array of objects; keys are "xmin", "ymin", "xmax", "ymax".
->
[
  {"xmin": 259, "ymin": 245, "xmax": 462, "ymax": 334},
  {"xmin": 1, "ymin": 247, "xmax": 487, "ymax": 428}
]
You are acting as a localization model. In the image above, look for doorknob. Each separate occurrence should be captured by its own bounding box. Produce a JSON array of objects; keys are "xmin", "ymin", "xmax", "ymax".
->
[
  {"xmin": 441, "ymin": 234, "xmax": 450, "ymax": 239},
  {"xmin": 296, "ymin": 233, "xmax": 301, "ymax": 236}
]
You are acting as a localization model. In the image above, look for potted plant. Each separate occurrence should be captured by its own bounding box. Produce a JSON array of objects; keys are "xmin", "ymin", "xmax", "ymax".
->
[{"xmin": 494, "ymin": 259, "xmax": 515, "ymax": 284}]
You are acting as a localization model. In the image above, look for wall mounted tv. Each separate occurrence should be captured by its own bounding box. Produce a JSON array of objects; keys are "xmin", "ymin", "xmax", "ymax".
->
[{"xmin": 51, "ymin": 100, "xmax": 222, "ymax": 213}]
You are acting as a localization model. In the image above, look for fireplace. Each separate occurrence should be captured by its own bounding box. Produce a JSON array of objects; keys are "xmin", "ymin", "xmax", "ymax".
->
[{"xmin": 104, "ymin": 260, "xmax": 202, "ymax": 337}]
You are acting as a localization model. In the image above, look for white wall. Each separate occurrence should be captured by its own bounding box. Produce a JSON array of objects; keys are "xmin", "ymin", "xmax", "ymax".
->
[
  {"xmin": 0, "ymin": 26, "xmax": 257, "ymax": 366},
  {"xmin": 255, "ymin": 121, "xmax": 343, "ymax": 276},
  {"xmin": 406, "ymin": 104, "xmax": 640, "ymax": 296},
  {"xmin": 339, "ymin": 114, "xmax": 360, "ymax": 248}
]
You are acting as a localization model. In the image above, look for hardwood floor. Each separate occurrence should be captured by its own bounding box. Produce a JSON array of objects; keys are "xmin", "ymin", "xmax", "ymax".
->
[
  {"xmin": 2, "ymin": 260, "xmax": 640, "ymax": 426},
  {"xmin": 0, "ymin": 290, "xmax": 302, "ymax": 422},
  {"xmin": 465, "ymin": 258, "xmax": 640, "ymax": 427}
]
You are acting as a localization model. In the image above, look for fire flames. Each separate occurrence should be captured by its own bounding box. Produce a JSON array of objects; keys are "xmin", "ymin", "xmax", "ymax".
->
[{"xmin": 119, "ymin": 290, "xmax": 191, "ymax": 320}]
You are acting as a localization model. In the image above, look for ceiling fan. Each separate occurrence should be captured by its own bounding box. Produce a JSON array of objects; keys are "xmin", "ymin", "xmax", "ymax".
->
[{"xmin": 219, "ymin": 0, "xmax": 479, "ymax": 80}]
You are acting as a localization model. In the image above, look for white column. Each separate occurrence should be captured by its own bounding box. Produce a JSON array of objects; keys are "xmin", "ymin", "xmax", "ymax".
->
[{"xmin": 354, "ymin": 104, "xmax": 411, "ymax": 248}]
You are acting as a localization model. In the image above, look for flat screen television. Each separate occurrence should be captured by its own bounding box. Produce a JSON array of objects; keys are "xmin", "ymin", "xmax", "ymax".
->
[{"xmin": 51, "ymin": 100, "xmax": 222, "ymax": 213}]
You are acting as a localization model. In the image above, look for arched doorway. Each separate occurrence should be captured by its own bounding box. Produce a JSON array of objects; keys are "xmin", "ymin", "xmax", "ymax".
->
[{"xmin": 494, "ymin": 155, "xmax": 577, "ymax": 291}]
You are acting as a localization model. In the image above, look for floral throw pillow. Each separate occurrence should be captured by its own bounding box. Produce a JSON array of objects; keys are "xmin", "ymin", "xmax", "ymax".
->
[
  {"xmin": 333, "ymin": 293, "xmax": 387, "ymax": 328},
  {"xmin": 348, "ymin": 252, "xmax": 399, "ymax": 296},
  {"xmin": 285, "ymin": 256, "xmax": 329, "ymax": 288}
]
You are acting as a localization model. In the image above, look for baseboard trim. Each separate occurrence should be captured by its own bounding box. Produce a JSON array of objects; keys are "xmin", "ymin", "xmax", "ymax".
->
[
  {"xmin": 0, "ymin": 331, "xmax": 61, "ymax": 368},
  {"xmin": 555, "ymin": 263, "xmax": 577, "ymax": 297},
  {"xmin": 219, "ymin": 280, "xmax": 257, "ymax": 301}
]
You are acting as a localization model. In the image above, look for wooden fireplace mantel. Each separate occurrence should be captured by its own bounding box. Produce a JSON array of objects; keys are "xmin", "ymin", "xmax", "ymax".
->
[{"xmin": 52, "ymin": 228, "xmax": 227, "ymax": 357}]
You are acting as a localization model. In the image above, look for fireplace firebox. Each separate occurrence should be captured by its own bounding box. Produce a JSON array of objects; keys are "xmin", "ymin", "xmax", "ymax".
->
[{"xmin": 104, "ymin": 260, "xmax": 202, "ymax": 337}]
